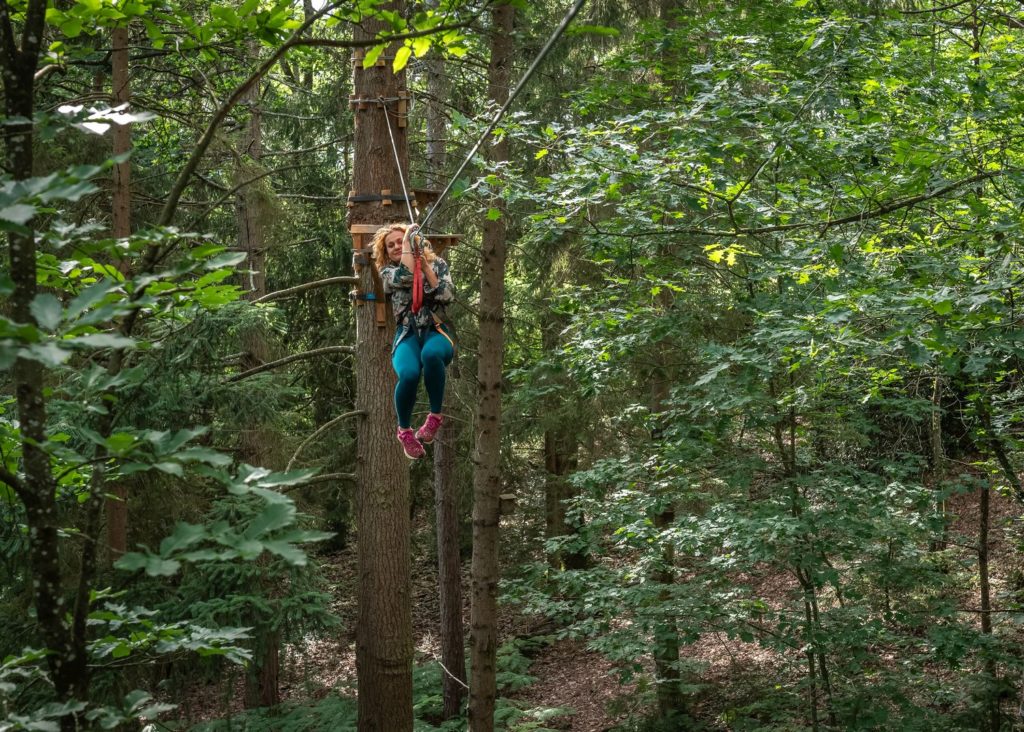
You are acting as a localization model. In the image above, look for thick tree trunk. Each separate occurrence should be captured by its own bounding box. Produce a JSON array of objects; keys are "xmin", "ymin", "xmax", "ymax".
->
[
  {"xmin": 468, "ymin": 5, "xmax": 515, "ymax": 730},
  {"xmin": 106, "ymin": 23, "xmax": 131, "ymax": 561},
  {"xmin": 1, "ymin": 2, "xmax": 88, "ymax": 724},
  {"xmin": 232, "ymin": 56, "xmax": 282, "ymax": 710},
  {"xmin": 350, "ymin": 5, "xmax": 414, "ymax": 730}
]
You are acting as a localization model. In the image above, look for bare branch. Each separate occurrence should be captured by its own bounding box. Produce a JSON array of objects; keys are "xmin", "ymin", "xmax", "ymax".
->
[
  {"xmin": 287, "ymin": 21, "xmax": 473, "ymax": 49},
  {"xmin": 262, "ymin": 136, "xmax": 351, "ymax": 157},
  {"xmin": 226, "ymin": 345, "xmax": 355, "ymax": 383},
  {"xmin": 287, "ymin": 410, "xmax": 366, "ymax": 470},
  {"xmin": 34, "ymin": 64, "xmax": 62, "ymax": 82},
  {"xmin": 252, "ymin": 276, "xmax": 359, "ymax": 304},
  {"xmin": 0, "ymin": 466, "xmax": 25, "ymax": 495},
  {"xmin": 899, "ymin": 0, "xmax": 972, "ymax": 13},
  {"xmin": 284, "ymin": 472, "xmax": 356, "ymax": 490},
  {"xmin": 191, "ymin": 163, "xmax": 317, "ymax": 224}
]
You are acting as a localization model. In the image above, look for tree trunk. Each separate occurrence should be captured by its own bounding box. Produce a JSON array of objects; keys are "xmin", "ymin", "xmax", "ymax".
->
[
  {"xmin": 232, "ymin": 53, "xmax": 281, "ymax": 710},
  {"xmin": 542, "ymin": 316, "xmax": 585, "ymax": 570},
  {"xmin": 435, "ymin": 420, "xmax": 468, "ymax": 718},
  {"xmin": 425, "ymin": 33, "xmax": 467, "ymax": 720},
  {"xmin": 647, "ymin": 286, "xmax": 685, "ymax": 720},
  {"xmin": 650, "ymin": 507, "xmax": 684, "ymax": 718},
  {"xmin": 928, "ymin": 374, "xmax": 947, "ymax": 551},
  {"xmin": 106, "ymin": 22, "xmax": 131, "ymax": 562},
  {"xmin": 468, "ymin": 5, "xmax": 515, "ymax": 730},
  {"xmin": 979, "ymin": 482, "xmax": 998, "ymax": 731},
  {"xmin": 1, "ymin": 2, "xmax": 89, "ymax": 724},
  {"xmin": 350, "ymin": 4, "xmax": 414, "ymax": 729}
]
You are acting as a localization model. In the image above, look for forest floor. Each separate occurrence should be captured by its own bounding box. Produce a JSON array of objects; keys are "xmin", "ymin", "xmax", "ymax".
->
[{"xmin": 179, "ymin": 486, "xmax": 1024, "ymax": 731}]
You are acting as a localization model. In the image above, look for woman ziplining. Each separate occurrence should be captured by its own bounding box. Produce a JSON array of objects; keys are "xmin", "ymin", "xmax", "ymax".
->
[
  {"xmin": 366, "ymin": 0, "xmax": 588, "ymax": 459},
  {"xmin": 373, "ymin": 223, "xmax": 456, "ymax": 459}
]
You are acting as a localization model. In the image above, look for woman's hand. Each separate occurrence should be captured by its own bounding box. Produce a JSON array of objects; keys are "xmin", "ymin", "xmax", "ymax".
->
[
  {"xmin": 404, "ymin": 224, "xmax": 422, "ymax": 254},
  {"xmin": 401, "ymin": 225, "xmax": 438, "ymax": 289}
]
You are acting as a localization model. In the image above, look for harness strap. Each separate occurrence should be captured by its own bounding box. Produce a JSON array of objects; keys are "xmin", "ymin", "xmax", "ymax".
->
[{"xmin": 412, "ymin": 256, "xmax": 424, "ymax": 313}]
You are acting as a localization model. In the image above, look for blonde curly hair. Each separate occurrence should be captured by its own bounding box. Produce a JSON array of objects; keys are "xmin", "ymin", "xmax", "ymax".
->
[{"xmin": 371, "ymin": 223, "xmax": 437, "ymax": 270}]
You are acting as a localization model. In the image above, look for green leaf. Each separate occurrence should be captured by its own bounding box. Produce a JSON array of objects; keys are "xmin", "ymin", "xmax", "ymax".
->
[
  {"xmin": 60, "ymin": 17, "xmax": 84, "ymax": 37},
  {"xmin": 246, "ymin": 501, "xmax": 296, "ymax": 538},
  {"xmin": 262, "ymin": 540, "xmax": 307, "ymax": 565},
  {"xmin": 486, "ymin": 207, "xmax": 503, "ymax": 221},
  {"xmin": 412, "ymin": 36, "xmax": 431, "ymax": 58},
  {"xmin": 66, "ymin": 333, "xmax": 135, "ymax": 349},
  {"xmin": 535, "ymin": 148, "xmax": 549, "ymax": 160},
  {"xmin": 104, "ymin": 432, "xmax": 138, "ymax": 453},
  {"xmin": 203, "ymin": 252, "xmax": 246, "ymax": 270},
  {"xmin": 0, "ymin": 271, "xmax": 13, "ymax": 296},
  {"xmin": 393, "ymin": 45, "xmax": 412, "ymax": 72},
  {"xmin": 175, "ymin": 447, "xmax": 232, "ymax": 466},
  {"xmin": 30, "ymin": 294, "xmax": 63, "ymax": 331},
  {"xmin": 0, "ymin": 203, "xmax": 36, "ymax": 225},
  {"xmin": 159, "ymin": 522, "xmax": 207, "ymax": 555},
  {"xmin": 115, "ymin": 552, "xmax": 181, "ymax": 577},
  {"xmin": 66, "ymin": 280, "xmax": 117, "ymax": 320},
  {"xmin": 797, "ymin": 33, "xmax": 816, "ymax": 56},
  {"xmin": 24, "ymin": 342, "xmax": 71, "ymax": 367},
  {"xmin": 566, "ymin": 24, "xmax": 621, "ymax": 37},
  {"xmin": 363, "ymin": 43, "xmax": 385, "ymax": 68},
  {"xmin": 111, "ymin": 643, "xmax": 131, "ymax": 659},
  {"xmin": 153, "ymin": 462, "xmax": 184, "ymax": 477}
]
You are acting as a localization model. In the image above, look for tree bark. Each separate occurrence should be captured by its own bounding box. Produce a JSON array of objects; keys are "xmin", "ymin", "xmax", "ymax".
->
[
  {"xmin": 542, "ymin": 316, "xmax": 585, "ymax": 570},
  {"xmin": 232, "ymin": 49, "xmax": 282, "ymax": 710},
  {"xmin": 350, "ymin": 4, "xmax": 414, "ymax": 729},
  {"xmin": 979, "ymin": 481, "xmax": 998, "ymax": 731},
  {"xmin": 468, "ymin": 5, "xmax": 515, "ymax": 730},
  {"xmin": 106, "ymin": 22, "xmax": 131, "ymax": 562},
  {"xmin": 1, "ymin": 2, "xmax": 89, "ymax": 724},
  {"xmin": 425, "ymin": 28, "xmax": 467, "ymax": 720},
  {"xmin": 649, "ymin": 369, "xmax": 685, "ymax": 720}
]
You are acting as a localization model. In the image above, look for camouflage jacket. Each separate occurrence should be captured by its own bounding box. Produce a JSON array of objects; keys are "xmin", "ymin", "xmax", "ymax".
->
[{"xmin": 380, "ymin": 256, "xmax": 455, "ymax": 351}]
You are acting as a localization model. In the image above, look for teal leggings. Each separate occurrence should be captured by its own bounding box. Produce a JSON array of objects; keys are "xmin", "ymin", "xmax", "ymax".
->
[{"xmin": 392, "ymin": 328, "xmax": 454, "ymax": 428}]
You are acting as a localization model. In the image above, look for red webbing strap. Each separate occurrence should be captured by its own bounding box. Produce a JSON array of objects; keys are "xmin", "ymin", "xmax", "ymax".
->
[
  {"xmin": 411, "ymin": 232, "xmax": 424, "ymax": 313},
  {"xmin": 412, "ymin": 258, "xmax": 423, "ymax": 313}
]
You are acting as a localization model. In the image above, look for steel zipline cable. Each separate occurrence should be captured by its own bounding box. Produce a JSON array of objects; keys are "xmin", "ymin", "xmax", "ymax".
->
[{"xmin": 380, "ymin": 0, "xmax": 589, "ymax": 233}]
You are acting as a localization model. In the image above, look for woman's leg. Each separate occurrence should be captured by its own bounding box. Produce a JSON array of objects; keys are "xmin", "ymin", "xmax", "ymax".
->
[
  {"xmin": 392, "ymin": 335, "xmax": 423, "ymax": 429},
  {"xmin": 420, "ymin": 328, "xmax": 455, "ymax": 415}
]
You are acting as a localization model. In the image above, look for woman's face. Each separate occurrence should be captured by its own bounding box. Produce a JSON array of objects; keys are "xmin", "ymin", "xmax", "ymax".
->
[{"xmin": 385, "ymin": 229, "xmax": 405, "ymax": 263}]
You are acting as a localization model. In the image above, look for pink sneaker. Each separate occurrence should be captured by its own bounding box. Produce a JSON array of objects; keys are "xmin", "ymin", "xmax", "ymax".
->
[
  {"xmin": 396, "ymin": 428, "xmax": 425, "ymax": 459},
  {"xmin": 415, "ymin": 413, "xmax": 444, "ymax": 444}
]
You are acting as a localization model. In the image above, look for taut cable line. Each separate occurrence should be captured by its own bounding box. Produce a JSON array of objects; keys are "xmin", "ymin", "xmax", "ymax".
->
[{"xmin": 378, "ymin": 0, "xmax": 589, "ymax": 234}]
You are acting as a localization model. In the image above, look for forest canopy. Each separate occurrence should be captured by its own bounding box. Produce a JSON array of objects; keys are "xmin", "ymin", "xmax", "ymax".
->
[{"xmin": 2, "ymin": 0, "xmax": 1024, "ymax": 730}]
